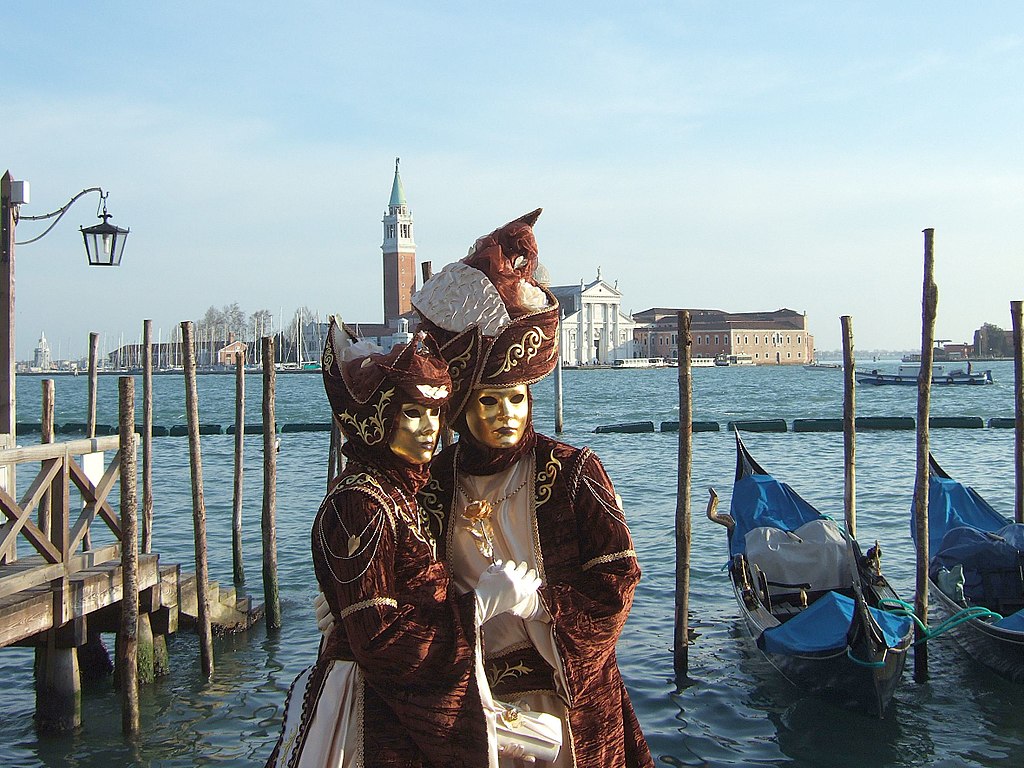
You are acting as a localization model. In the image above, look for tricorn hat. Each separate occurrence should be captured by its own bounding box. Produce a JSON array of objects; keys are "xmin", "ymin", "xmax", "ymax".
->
[
  {"xmin": 412, "ymin": 209, "xmax": 559, "ymax": 420},
  {"xmin": 321, "ymin": 317, "xmax": 451, "ymax": 448}
]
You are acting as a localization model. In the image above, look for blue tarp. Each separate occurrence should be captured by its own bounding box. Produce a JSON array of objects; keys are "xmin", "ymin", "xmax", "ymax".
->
[
  {"xmin": 995, "ymin": 608, "xmax": 1024, "ymax": 632},
  {"xmin": 931, "ymin": 523, "xmax": 1024, "ymax": 605},
  {"xmin": 729, "ymin": 473, "xmax": 825, "ymax": 556},
  {"xmin": 917, "ymin": 473, "xmax": 1008, "ymax": 554},
  {"xmin": 758, "ymin": 591, "xmax": 913, "ymax": 656}
]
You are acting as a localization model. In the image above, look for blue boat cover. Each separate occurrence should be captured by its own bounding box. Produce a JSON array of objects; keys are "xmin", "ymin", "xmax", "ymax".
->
[
  {"xmin": 729, "ymin": 473, "xmax": 824, "ymax": 556},
  {"xmin": 758, "ymin": 591, "xmax": 912, "ymax": 656},
  {"xmin": 931, "ymin": 523, "xmax": 1024, "ymax": 605},
  {"xmin": 995, "ymin": 608, "xmax": 1024, "ymax": 632},
  {"xmin": 917, "ymin": 473, "xmax": 1008, "ymax": 554}
]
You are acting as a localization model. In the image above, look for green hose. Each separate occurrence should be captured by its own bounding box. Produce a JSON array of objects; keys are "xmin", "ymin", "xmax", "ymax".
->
[{"xmin": 877, "ymin": 597, "xmax": 1003, "ymax": 644}]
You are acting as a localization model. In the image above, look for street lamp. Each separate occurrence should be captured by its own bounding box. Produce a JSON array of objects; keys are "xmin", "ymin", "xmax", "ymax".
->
[{"xmin": 1, "ymin": 170, "xmax": 130, "ymax": 449}]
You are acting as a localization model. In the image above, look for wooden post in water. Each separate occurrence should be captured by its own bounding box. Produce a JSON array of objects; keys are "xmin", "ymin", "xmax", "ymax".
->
[
  {"xmin": 328, "ymin": 419, "xmax": 343, "ymax": 488},
  {"xmin": 117, "ymin": 376, "xmax": 140, "ymax": 735},
  {"xmin": 142, "ymin": 319, "xmax": 154, "ymax": 555},
  {"xmin": 262, "ymin": 336, "xmax": 282, "ymax": 629},
  {"xmin": 232, "ymin": 351, "xmax": 245, "ymax": 585},
  {"xmin": 674, "ymin": 310, "xmax": 693, "ymax": 679},
  {"xmin": 841, "ymin": 316, "xmax": 856, "ymax": 539},
  {"xmin": 40, "ymin": 379, "xmax": 55, "ymax": 538},
  {"xmin": 181, "ymin": 321, "xmax": 214, "ymax": 676},
  {"xmin": 1012, "ymin": 300, "xmax": 1023, "ymax": 524},
  {"xmin": 87, "ymin": 332, "xmax": 99, "ymax": 438},
  {"xmin": 554, "ymin": 343, "xmax": 564, "ymax": 434},
  {"xmin": 84, "ymin": 331, "xmax": 100, "ymax": 552},
  {"xmin": 913, "ymin": 228, "xmax": 938, "ymax": 683}
]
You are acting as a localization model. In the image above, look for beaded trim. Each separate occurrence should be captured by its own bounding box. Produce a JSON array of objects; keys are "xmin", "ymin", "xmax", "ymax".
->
[
  {"xmin": 339, "ymin": 596, "xmax": 398, "ymax": 619},
  {"xmin": 581, "ymin": 549, "xmax": 636, "ymax": 572}
]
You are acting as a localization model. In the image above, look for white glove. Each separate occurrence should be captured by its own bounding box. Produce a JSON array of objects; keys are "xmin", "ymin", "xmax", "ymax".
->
[
  {"xmin": 475, "ymin": 560, "xmax": 541, "ymax": 624},
  {"xmin": 314, "ymin": 591, "xmax": 334, "ymax": 637},
  {"xmin": 498, "ymin": 741, "xmax": 536, "ymax": 764},
  {"xmin": 509, "ymin": 588, "xmax": 544, "ymax": 621}
]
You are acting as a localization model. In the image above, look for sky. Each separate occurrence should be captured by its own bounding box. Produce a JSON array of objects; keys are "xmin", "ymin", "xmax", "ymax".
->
[{"xmin": 5, "ymin": 2, "xmax": 1024, "ymax": 359}]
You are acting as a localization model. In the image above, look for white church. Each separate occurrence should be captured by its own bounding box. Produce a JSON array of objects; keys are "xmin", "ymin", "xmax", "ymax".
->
[{"xmin": 549, "ymin": 270, "xmax": 636, "ymax": 365}]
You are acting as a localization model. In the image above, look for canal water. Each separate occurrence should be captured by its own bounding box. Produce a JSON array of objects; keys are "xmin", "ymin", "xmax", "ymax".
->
[{"xmin": 2, "ymin": 360, "xmax": 1022, "ymax": 767}]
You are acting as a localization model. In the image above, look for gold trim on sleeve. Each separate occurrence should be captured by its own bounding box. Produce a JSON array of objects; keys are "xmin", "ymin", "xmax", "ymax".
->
[
  {"xmin": 581, "ymin": 549, "xmax": 637, "ymax": 571},
  {"xmin": 339, "ymin": 596, "xmax": 398, "ymax": 619}
]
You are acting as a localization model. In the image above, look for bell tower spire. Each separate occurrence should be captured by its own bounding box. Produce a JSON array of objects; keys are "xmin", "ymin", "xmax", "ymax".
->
[{"xmin": 381, "ymin": 157, "xmax": 416, "ymax": 324}]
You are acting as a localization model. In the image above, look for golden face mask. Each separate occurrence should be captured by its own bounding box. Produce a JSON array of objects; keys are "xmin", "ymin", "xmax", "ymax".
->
[
  {"xmin": 388, "ymin": 404, "xmax": 441, "ymax": 465},
  {"xmin": 465, "ymin": 383, "xmax": 529, "ymax": 449}
]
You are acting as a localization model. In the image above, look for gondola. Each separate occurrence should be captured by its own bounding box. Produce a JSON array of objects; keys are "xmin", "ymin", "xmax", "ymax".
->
[
  {"xmin": 916, "ymin": 455, "xmax": 1024, "ymax": 682},
  {"xmin": 711, "ymin": 432, "xmax": 913, "ymax": 717}
]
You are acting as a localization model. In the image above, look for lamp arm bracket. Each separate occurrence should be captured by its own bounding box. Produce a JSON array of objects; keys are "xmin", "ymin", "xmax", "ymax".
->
[{"xmin": 15, "ymin": 187, "xmax": 105, "ymax": 245}]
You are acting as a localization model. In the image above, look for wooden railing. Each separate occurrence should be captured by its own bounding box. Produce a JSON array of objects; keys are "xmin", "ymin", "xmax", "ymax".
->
[{"xmin": 0, "ymin": 435, "xmax": 126, "ymax": 601}]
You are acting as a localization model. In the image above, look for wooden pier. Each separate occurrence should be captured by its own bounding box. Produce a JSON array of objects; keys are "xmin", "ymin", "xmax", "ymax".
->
[{"xmin": 0, "ymin": 433, "xmax": 262, "ymax": 731}]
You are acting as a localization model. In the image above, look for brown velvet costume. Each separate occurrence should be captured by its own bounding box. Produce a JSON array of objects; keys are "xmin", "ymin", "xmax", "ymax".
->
[
  {"xmin": 421, "ymin": 435, "xmax": 653, "ymax": 768},
  {"xmin": 413, "ymin": 210, "xmax": 654, "ymax": 767},
  {"xmin": 266, "ymin": 326, "xmax": 491, "ymax": 768}
]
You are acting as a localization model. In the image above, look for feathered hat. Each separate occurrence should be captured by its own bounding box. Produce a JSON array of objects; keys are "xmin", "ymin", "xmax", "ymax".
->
[
  {"xmin": 412, "ymin": 209, "xmax": 559, "ymax": 420},
  {"xmin": 321, "ymin": 316, "xmax": 451, "ymax": 449}
]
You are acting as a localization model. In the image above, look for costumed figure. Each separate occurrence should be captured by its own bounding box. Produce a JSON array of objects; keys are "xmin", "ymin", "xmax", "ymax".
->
[
  {"xmin": 267, "ymin": 320, "xmax": 543, "ymax": 768},
  {"xmin": 412, "ymin": 210, "xmax": 654, "ymax": 768}
]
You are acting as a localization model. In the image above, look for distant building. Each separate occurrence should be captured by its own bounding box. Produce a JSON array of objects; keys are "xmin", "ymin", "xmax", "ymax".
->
[
  {"xmin": 382, "ymin": 158, "xmax": 417, "ymax": 324},
  {"xmin": 550, "ymin": 271, "xmax": 635, "ymax": 364},
  {"xmin": 33, "ymin": 332, "xmax": 52, "ymax": 371},
  {"xmin": 217, "ymin": 339, "xmax": 248, "ymax": 366},
  {"xmin": 974, "ymin": 323, "xmax": 1014, "ymax": 358},
  {"xmin": 633, "ymin": 307, "xmax": 814, "ymax": 365}
]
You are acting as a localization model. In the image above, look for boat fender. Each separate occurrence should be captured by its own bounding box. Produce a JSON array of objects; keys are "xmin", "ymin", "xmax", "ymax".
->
[
  {"xmin": 895, "ymin": 376, "xmax": 902, "ymax": 382},
  {"xmin": 947, "ymin": 376, "xmax": 954, "ymax": 384}
]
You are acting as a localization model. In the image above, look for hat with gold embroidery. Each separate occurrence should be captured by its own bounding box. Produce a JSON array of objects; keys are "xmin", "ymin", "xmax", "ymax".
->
[
  {"xmin": 412, "ymin": 209, "xmax": 559, "ymax": 420},
  {"xmin": 321, "ymin": 317, "xmax": 451, "ymax": 448}
]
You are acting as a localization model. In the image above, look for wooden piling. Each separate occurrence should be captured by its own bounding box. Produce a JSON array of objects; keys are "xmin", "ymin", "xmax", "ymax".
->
[
  {"xmin": 841, "ymin": 316, "xmax": 856, "ymax": 539},
  {"xmin": 84, "ymin": 332, "xmax": 99, "ymax": 552},
  {"xmin": 674, "ymin": 310, "xmax": 693, "ymax": 679},
  {"xmin": 232, "ymin": 351, "xmax": 245, "ymax": 585},
  {"xmin": 1012, "ymin": 300, "xmax": 1023, "ymax": 523},
  {"xmin": 142, "ymin": 319, "xmax": 154, "ymax": 554},
  {"xmin": 181, "ymin": 321, "xmax": 215, "ymax": 676},
  {"xmin": 117, "ymin": 376, "xmax": 140, "ymax": 735},
  {"xmin": 87, "ymin": 332, "xmax": 99, "ymax": 438},
  {"xmin": 262, "ymin": 336, "xmax": 282, "ymax": 630},
  {"xmin": 555, "ymin": 344, "xmax": 564, "ymax": 435},
  {"xmin": 913, "ymin": 228, "xmax": 938, "ymax": 683},
  {"xmin": 40, "ymin": 379, "xmax": 54, "ymax": 538},
  {"xmin": 328, "ymin": 418, "xmax": 343, "ymax": 488}
]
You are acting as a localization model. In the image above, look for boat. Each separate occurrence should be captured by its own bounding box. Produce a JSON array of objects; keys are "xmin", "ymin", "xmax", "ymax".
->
[
  {"xmin": 855, "ymin": 363, "xmax": 993, "ymax": 386},
  {"xmin": 692, "ymin": 356, "xmax": 716, "ymax": 367},
  {"xmin": 916, "ymin": 456, "xmax": 1024, "ymax": 682},
  {"xmin": 710, "ymin": 433, "xmax": 913, "ymax": 716},
  {"xmin": 803, "ymin": 361, "xmax": 842, "ymax": 371},
  {"xmin": 714, "ymin": 353, "xmax": 755, "ymax": 367}
]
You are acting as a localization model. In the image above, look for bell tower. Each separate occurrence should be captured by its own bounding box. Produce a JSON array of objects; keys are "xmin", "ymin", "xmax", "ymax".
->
[{"xmin": 381, "ymin": 158, "xmax": 416, "ymax": 324}]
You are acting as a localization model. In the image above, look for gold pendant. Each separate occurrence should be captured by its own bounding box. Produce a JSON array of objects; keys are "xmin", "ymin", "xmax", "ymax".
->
[{"xmin": 347, "ymin": 535, "xmax": 360, "ymax": 556}]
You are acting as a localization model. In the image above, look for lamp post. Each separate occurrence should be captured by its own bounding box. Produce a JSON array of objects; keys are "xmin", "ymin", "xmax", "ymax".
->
[{"xmin": 0, "ymin": 169, "xmax": 129, "ymax": 453}]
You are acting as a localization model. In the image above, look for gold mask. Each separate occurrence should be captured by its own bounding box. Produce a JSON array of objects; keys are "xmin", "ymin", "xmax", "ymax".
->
[
  {"xmin": 388, "ymin": 404, "xmax": 441, "ymax": 465},
  {"xmin": 465, "ymin": 384, "xmax": 529, "ymax": 449}
]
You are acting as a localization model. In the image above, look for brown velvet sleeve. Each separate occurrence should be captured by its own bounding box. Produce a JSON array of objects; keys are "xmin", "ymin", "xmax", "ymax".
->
[
  {"xmin": 539, "ymin": 452, "xmax": 641, "ymax": 699},
  {"xmin": 312, "ymin": 489, "xmax": 487, "ymax": 765}
]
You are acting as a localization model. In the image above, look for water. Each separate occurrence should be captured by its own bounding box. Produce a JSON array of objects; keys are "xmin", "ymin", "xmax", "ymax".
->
[{"xmin": 2, "ymin": 361, "xmax": 1021, "ymax": 767}]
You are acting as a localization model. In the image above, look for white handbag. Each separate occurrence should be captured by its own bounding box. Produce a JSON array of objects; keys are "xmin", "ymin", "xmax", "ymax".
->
[{"xmin": 495, "ymin": 704, "xmax": 563, "ymax": 763}]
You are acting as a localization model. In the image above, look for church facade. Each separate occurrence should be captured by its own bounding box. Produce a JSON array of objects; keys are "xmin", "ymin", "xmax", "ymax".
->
[{"xmin": 549, "ymin": 273, "xmax": 636, "ymax": 365}]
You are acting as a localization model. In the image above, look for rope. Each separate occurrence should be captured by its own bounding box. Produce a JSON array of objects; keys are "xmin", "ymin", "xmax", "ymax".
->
[{"xmin": 877, "ymin": 597, "xmax": 1003, "ymax": 644}]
